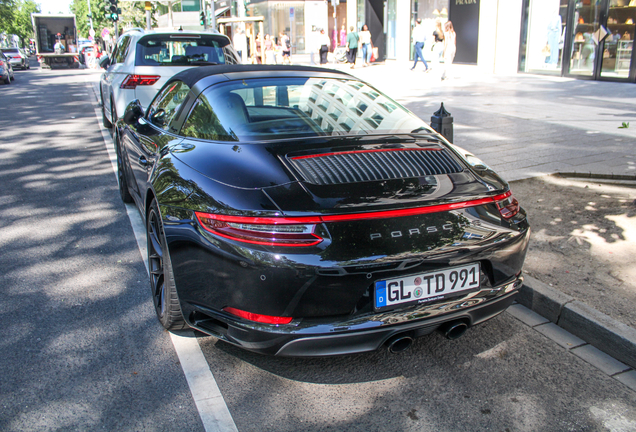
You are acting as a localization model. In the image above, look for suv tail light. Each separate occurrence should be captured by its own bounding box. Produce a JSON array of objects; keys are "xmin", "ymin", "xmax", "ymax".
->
[
  {"xmin": 195, "ymin": 213, "xmax": 323, "ymax": 247},
  {"xmin": 120, "ymin": 74, "xmax": 161, "ymax": 89},
  {"xmin": 496, "ymin": 195, "xmax": 520, "ymax": 219}
]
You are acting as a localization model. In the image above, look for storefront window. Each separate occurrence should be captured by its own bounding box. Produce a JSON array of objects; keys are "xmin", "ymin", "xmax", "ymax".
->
[
  {"xmin": 247, "ymin": 2, "xmax": 306, "ymax": 53},
  {"xmin": 411, "ymin": 0, "xmax": 448, "ymax": 61},
  {"xmin": 523, "ymin": 0, "xmax": 567, "ymax": 74},
  {"xmin": 386, "ymin": 0, "xmax": 397, "ymax": 58},
  {"xmin": 601, "ymin": 0, "xmax": 636, "ymax": 79}
]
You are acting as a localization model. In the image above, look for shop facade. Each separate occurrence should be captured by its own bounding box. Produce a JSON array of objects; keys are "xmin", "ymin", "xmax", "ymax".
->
[{"xmin": 520, "ymin": 0, "xmax": 636, "ymax": 81}]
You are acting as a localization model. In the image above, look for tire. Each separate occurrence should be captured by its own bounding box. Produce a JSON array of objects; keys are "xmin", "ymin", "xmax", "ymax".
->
[
  {"xmin": 4, "ymin": 76, "xmax": 10, "ymax": 84},
  {"xmin": 115, "ymin": 132, "xmax": 133, "ymax": 203},
  {"xmin": 111, "ymin": 96, "xmax": 117, "ymax": 127},
  {"xmin": 101, "ymin": 88, "xmax": 112, "ymax": 128},
  {"xmin": 147, "ymin": 199, "xmax": 187, "ymax": 331}
]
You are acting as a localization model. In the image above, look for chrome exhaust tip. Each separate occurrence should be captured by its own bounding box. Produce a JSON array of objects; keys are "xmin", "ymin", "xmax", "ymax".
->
[
  {"xmin": 440, "ymin": 321, "xmax": 469, "ymax": 340},
  {"xmin": 386, "ymin": 335, "xmax": 414, "ymax": 353}
]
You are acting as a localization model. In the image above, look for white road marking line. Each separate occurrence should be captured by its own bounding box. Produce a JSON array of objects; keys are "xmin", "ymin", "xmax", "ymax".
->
[{"xmin": 89, "ymin": 79, "xmax": 238, "ymax": 432}]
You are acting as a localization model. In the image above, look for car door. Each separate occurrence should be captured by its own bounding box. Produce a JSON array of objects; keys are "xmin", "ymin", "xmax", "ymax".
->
[
  {"xmin": 102, "ymin": 35, "xmax": 132, "ymax": 119},
  {"xmin": 123, "ymin": 80, "xmax": 188, "ymax": 205}
]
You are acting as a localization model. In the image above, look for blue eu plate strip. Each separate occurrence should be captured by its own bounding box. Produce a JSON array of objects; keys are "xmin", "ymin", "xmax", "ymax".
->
[{"xmin": 375, "ymin": 281, "xmax": 387, "ymax": 308}]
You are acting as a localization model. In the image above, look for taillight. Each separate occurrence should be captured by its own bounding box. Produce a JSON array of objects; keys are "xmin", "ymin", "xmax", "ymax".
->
[
  {"xmin": 120, "ymin": 74, "xmax": 161, "ymax": 89},
  {"xmin": 223, "ymin": 307, "xmax": 293, "ymax": 325},
  {"xmin": 195, "ymin": 212, "xmax": 323, "ymax": 247},
  {"xmin": 496, "ymin": 195, "xmax": 520, "ymax": 219}
]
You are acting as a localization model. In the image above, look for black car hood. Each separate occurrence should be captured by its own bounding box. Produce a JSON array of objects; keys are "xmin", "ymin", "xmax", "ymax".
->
[{"xmin": 171, "ymin": 136, "xmax": 507, "ymax": 214}]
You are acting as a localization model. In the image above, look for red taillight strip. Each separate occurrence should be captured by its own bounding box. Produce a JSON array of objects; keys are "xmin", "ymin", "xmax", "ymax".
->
[
  {"xmin": 208, "ymin": 228, "xmax": 323, "ymax": 247},
  {"xmin": 290, "ymin": 148, "xmax": 443, "ymax": 160},
  {"xmin": 195, "ymin": 191, "xmax": 511, "ymax": 225},
  {"xmin": 195, "ymin": 213, "xmax": 323, "ymax": 224},
  {"xmin": 223, "ymin": 307, "xmax": 293, "ymax": 324},
  {"xmin": 321, "ymin": 191, "xmax": 511, "ymax": 222}
]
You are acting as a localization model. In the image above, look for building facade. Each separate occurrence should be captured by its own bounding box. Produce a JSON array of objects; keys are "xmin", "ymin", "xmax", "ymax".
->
[{"xmin": 154, "ymin": 0, "xmax": 636, "ymax": 82}]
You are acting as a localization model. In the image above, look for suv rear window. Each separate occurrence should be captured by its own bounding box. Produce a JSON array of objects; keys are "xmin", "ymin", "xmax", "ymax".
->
[
  {"xmin": 135, "ymin": 35, "xmax": 239, "ymax": 66},
  {"xmin": 1, "ymin": 48, "xmax": 19, "ymax": 53}
]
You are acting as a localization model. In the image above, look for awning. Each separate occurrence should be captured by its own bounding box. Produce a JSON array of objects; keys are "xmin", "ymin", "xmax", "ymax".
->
[{"xmin": 215, "ymin": 7, "xmax": 229, "ymax": 16}]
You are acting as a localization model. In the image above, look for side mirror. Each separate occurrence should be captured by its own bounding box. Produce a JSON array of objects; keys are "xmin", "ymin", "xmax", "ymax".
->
[
  {"xmin": 123, "ymin": 100, "xmax": 144, "ymax": 125},
  {"xmin": 151, "ymin": 109, "xmax": 166, "ymax": 127},
  {"xmin": 99, "ymin": 55, "xmax": 111, "ymax": 69}
]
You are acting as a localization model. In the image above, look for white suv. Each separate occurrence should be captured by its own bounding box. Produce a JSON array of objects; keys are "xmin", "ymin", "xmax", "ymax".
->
[{"xmin": 99, "ymin": 28, "xmax": 240, "ymax": 128}]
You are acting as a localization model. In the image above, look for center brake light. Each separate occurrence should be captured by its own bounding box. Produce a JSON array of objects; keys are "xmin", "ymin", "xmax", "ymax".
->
[
  {"xmin": 195, "ymin": 191, "xmax": 520, "ymax": 247},
  {"xmin": 120, "ymin": 74, "xmax": 161, "ymax": 89}
]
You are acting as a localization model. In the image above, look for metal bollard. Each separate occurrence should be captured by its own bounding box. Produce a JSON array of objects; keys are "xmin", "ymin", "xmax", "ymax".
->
[{"xmin": 430, "ymin": 103, "xmax": 453, "ymax": 143}]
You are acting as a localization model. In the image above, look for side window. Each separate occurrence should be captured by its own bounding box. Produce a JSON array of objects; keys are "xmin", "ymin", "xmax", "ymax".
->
[
  {"xmin": 147, "ymin": 81, "xmax": 191, "ymax": 131},
  {"xmin": 180, "ymin": 97, "xmax": 237, "ymax": 142},
  {"xmin": 113, "ymin": 36, "xmax": 131, "ymax": 64}
]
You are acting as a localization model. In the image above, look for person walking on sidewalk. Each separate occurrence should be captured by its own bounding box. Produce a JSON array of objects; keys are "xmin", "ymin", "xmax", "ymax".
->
[
  {"xmin": 410, "ymin": 18, "xmax": 430, "ymax": 71},
  {"xmin": 432, "ymin": 19, "xmax": 444, "ymax": 69},
  {"xmin": 359, "ymin": 24, "xmax": 373, "ymax": 66},
  {"xmin": 346, "ymin": 26, "xmax": 359, "ymax": 68},
  {"xmin": 441, "ymin": 21, "xmax": 456, "ymax": 81},
  {"xmin": 319, "ymin": 29, "xmax": 330, "ymax": 64}
]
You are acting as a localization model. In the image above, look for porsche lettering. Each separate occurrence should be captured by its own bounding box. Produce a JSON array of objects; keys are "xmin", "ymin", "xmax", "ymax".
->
[{"xmin": 370, "ymin": 221, "xmax": 480, "ymax": 240}]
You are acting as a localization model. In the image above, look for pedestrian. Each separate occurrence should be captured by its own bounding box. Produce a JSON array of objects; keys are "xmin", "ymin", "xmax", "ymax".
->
[
  {"xmin": 410, "ymin": 18, "xmax": 429, "ymax": 71},
  {"xmin": 441, "ymin": 21, "xmax": 456, "ymax": 81},
  {"xmin": 264, "ymin": 34, "xmax": 276, "ymax": 64},
  {"xmin": 255, "ymin": 32, "xmax": 263, "ymax": 64},
  {"xmin": 346, "ymin": 26, "xmax": 359, "ymax": 68},
  {"xmin": 359, "ymin": 24, "xmax": 372, "ymax": 66},
  {"xmin": 432, "ymin": 19, "xmax": 444, "ymax": 69},
  {"xmin": 319, "ymin": 29, "xmax": 330, "ymax": 65},
  {"xmin": 234, "ymin": 28, "xmax": 247, "ymax": 63},
  {"xmin": 280, "ymin": 32, "xmax": 291, "ymax": 64}
]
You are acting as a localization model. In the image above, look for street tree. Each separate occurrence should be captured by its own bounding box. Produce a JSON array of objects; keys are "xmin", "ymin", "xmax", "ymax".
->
[{"xmin": 0, "ymin": 0, "xmax": 41, "ymax": 47}]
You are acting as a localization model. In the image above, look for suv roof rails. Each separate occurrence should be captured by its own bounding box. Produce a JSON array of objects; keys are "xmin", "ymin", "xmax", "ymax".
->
[{"xmin": 123, "ymin": 27, "xmax": 145, "ymax": 35}]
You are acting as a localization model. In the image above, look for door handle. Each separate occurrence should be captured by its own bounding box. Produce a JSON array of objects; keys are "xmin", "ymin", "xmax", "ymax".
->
[{"xmin": 138, "ymin": 155, "xmax": 148, "ymax": 166}]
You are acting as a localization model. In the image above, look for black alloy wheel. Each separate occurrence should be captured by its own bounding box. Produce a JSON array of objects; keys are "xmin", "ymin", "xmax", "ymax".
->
[
  {"xmin": 115, "ymin": 132, "xmax": 133, "ymax": 203},
  {"xmin": 101, "ymin": 88, "xmax": 112, "ymax": 128},
  {"xmin": 147, "ymin": 199, "xmax": 187, "ymax": 330}
]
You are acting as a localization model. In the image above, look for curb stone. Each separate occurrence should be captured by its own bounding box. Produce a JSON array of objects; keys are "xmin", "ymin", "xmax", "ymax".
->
[{"xmin": 518, "ymin": 275, "xmax": 636, "ymax": 370}]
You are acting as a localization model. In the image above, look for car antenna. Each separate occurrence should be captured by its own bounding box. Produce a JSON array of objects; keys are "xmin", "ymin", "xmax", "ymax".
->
[{"xmin": 178, "ymin": 26, "xmax": 183, "ymax": 31}]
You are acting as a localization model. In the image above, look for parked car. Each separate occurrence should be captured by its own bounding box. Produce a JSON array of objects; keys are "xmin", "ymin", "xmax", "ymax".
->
[
  {"xmin": 0, "ymin": 52, "xmax": 15, "ymax": 84},
  {"xmin": 113, "ymin": 65, "xmax": 530, "ymax": 357},
  {"xmin": 0, "ymin": 47, "xmax": 28, "ymax": 70},
  {"xmin": 99, "ymin": 28, "xmax": 239, "ymax": 130}
]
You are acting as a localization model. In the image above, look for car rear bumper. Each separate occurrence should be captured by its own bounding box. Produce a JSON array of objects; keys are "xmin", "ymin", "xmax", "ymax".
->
[{"xmin": 185, "ymin": 277, "xmax": 522, "ymax": 357}]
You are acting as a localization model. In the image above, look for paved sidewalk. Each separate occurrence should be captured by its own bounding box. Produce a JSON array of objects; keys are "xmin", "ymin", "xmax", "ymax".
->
[{"xmin": 293, "ymin": 57, "xmax": 636, "ymax": 182}]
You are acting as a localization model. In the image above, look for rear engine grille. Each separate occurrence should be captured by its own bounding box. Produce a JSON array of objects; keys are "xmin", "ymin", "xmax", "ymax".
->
[{"xmin": 290, "ymin": 149, "xmax": 464, "ymax": 185}]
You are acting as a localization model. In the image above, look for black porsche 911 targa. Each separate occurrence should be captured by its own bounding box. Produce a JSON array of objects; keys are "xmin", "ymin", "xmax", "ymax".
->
[{"xmin": 114, "ymin": 65, "xmax": 529, "ymax": 356}]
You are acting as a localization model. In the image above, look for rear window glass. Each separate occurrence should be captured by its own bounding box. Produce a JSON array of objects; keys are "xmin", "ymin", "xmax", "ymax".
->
[
  {"xmin": 135, "ymin": 35, "xmax": 239, "ymax": 66},
  {"xmin": 180, "ymin": 77, "xmax": 431, "ymax": 142},
  {"xmin": 1, "ymin": 48, "xmax": 19, "ymax": 53}
]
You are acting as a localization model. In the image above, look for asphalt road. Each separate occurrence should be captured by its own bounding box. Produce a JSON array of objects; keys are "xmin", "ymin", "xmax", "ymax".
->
[{"xmin": 1, "ymin": 60, "xmax": 635, "ymax": 431}]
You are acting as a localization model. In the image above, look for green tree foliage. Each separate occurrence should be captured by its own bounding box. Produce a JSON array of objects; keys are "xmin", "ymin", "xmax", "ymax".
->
[
  {"xmin": 0, "ymin": 0, "xmax": 41, "ymax": 47},
  {"xmin": 71, "ymin": 0, "xmax": 157, "ymax": 40},
  {"xmin": 71, "ymin": 0, "xmax": 109, "ymax": 40}
]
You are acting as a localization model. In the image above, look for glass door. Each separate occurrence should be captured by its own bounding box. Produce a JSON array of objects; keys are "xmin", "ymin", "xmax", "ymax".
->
[
  {"xmin": 600, "ymin": 0, "xmax": 636, "ymax": 79},
  {"xmin": 568, "ymin": 0, "xmax": 603, "ymax": 76}
]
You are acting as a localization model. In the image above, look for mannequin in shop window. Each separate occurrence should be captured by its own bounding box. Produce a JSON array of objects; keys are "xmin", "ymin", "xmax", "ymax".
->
[{"xmin": 547, "ymin": 12, "xmax": 562, "ymax": 66}]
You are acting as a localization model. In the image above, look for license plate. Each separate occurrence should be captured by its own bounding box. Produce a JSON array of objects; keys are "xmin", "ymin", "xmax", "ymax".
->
[{"xmin": 374, "ymin": 263, "xmax": 481, "ymax": 310}]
